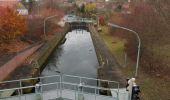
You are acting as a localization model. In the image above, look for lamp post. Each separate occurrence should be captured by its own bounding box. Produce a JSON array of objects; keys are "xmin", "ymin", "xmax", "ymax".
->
[
  {"xmin": 44, "ymin": 15, "xmax": 58, "ymax": 40},
  {"xmin": 35, "ymin": 0, "xmax": 40, "ymax": 16},
  {"xmin": 108, "ymin": 23, "xmax": 141, "ymax": 77}
]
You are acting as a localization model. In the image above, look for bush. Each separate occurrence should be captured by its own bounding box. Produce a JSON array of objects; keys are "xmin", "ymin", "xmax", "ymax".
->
[
  {"xmin": 0, "ymin": 6, "xmax": 27, "ymax": 42},
  {"xmin": 99, "ymin": 16, "xmax": 106, "ymax": 26}
]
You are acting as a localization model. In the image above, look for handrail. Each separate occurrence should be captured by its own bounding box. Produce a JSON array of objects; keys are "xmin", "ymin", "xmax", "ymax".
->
[
  {"xmin": 63, "ymin": 74, "xmax": 119, "ymax": 84},
  {"xmin": 62, "ymin": 82, "xmax": 118, "ymax": 93},
  {"xmin": 0, "ymin": 74, "xmax": 60, "ymax": 84},
  {"xmin": 0, "ymin": 81, "xmax": 118, "ymax": 94},
  {"xmin": 0, "ymin": 74, "xmax": 120, "ymax": 100}
]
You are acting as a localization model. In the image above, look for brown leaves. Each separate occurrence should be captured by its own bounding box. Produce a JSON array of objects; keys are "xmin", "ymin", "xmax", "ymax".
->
[{"xmin": 0, "ymin": 6, "xmax": 27, "ymax": 42}]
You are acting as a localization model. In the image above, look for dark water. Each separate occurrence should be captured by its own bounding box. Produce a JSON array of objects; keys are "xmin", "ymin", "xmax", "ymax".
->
[{"xmin": 41, "ymin": 30, "xmax": 99, "ymax": 92}]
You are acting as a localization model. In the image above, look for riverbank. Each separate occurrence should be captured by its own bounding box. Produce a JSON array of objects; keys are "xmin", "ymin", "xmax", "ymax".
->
[
  {"xmin": 88, "ymin": 25, "xmax": 126, "ymax": 87},
  {"xmin": 0, "ymin": 24, "xmax": 69, "ymax": 97},
  {"xmin": 98, "ymin": 25, "xmax": 170, "ymax": 100},
  {"xmin": 6, "ymin": 24, "xmax": 69, "ymax": 80}
]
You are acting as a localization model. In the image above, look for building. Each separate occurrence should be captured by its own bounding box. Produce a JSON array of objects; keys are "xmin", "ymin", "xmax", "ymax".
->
[
  {"xmin": 122, "ymin": 2, "xmax": 131, "ymax": 14},
  {"xmin": 0, "ymin": 0, "xmax": 17, "ymax": 8},
  {"xmin": 0, "ymin": 0, "xmax": 28, "ymax": 15}
]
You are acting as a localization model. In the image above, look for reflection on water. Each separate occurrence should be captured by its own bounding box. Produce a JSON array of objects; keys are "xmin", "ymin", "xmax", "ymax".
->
[{"xmin": 41, "ymin": 30, "xmax": 99, "ymax": 91}]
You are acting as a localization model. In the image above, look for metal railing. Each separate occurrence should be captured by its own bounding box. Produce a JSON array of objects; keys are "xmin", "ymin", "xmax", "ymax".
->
[
  {"xmin": 65, "ymin": 18, "xmax": 94, "ymax": 23},
  {"xmin": 0, "ymin": 74, "xmax": 120, "ymax": 100}
]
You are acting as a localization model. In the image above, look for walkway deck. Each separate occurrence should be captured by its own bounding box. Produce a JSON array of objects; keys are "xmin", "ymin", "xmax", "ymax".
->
[
  {"xmin": 1, "ymin": 89, "xmax": 118, "ymax": 100},
  {"xmin": 0, "ymin": 74, "xmax": 129, "ymax": 100}
]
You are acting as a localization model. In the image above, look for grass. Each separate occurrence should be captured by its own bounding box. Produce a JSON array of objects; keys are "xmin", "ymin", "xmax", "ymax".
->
[
  {"xmin": 137, "ymin": 71, "xmax": 170, "ymax": 100},
  {"xmin": 98, "ymin": 25, "xmax": 170, "ymax": 100},
  {"xmin": 122, "ymin": 61, "xmax": 170, "ymax": 99},
  {"xmin": 98, "ymin": 26, "xmax": 127, "ymax": 67},
  {"xmin": 150, "ymin": 45, "xmax": 170, "ymax": 65}
]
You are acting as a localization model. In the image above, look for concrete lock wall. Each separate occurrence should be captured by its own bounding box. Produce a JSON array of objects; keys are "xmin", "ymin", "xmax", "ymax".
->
[
  {"xmin": 0, "ymin": 24, "xmax": 70, "ymax": 97},
  {"xmin": 18, "ymin": 24, "xmax": 70, "ymax": 93},
  {"xmin": 29, "ymin": 24, "xmax": 70, "ymax": 71}
]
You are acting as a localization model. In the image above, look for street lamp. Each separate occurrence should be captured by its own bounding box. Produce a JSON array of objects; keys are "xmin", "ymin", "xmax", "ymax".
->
[
  {"xmin": 44, "ymin": 15, "xmax": 58, "ymax": 40},
  {"xmin": 108, "ymin": 23, "xmax": 141, "ymax": 77},
  {"xmin": 35, "ymin": 0, "xmax": 40, "ymax": 16}
]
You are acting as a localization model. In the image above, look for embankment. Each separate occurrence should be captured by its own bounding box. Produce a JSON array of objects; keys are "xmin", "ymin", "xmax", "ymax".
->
[
  {"xmin": 0, "ymin": 42, "xmax": 43, "ymax": 81},
  {"xmin": 0, "ymin": 24, "xmax": 70, "ymax": 97},
  {"xmin": 29, "ymin": 24, "xmax": 69, "ymax": 72},
  {"xmin": 88, "ymin": 25, "xmax": 125, "ymax": 86}
]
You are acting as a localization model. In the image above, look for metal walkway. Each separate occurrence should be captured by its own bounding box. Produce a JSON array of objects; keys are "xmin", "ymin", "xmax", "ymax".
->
[{"xmin": 0, "ymin": 74, "xmax": 129, "ymax": 100}]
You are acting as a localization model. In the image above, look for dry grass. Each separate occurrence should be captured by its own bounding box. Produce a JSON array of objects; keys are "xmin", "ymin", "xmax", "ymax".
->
[
  {"xmin": 98, "ymin": 25, "xmax": 170, "ymax": 100},
  {"xmin": 0, "ymin": 40, "xmax": 29, "ymax": 53},
  {"xmin": 99, "ymin": 26, "xmax": 127, "ymax": 67}
]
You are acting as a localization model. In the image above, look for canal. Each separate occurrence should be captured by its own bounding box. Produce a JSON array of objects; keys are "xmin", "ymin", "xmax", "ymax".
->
[{"xmin": 40, "ymin": 29, "xmax": 99, "ymax": 92}]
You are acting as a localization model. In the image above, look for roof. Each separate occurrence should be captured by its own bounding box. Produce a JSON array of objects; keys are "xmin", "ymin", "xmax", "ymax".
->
[
  {"xmin": 0, "ymin": 0, "xmax": 26, "ymax": 10},
  {"xmin": 0, "ymin": 0, "xmax": 18, "ymax": 8},
  {"xmin": 122, "ymin": 3, "xmax": 130, "ymax": 9}
]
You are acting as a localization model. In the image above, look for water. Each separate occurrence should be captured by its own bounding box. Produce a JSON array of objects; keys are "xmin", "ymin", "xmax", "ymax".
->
[{"xmin": 41, "ymin": 29, "xmax": 99, "ymax": 92}]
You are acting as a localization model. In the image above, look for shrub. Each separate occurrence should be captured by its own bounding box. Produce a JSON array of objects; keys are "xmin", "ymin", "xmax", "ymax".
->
[{"xmin": 0, "ymin": 6, "xmax": 27, "ymax": 42}]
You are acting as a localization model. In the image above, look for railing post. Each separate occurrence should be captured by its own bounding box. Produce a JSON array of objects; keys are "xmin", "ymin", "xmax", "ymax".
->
[
  {"xmin": 60, "ymin": 74, "xmax": 62, "ymax": 98},
  {"xmin": 19, "ymin": 80, "xmax": 23, "ymax": 95},
  {"xmin": 56, "ymin": 82, "xmax": 59, "ymax": 98},
  {"xmin": 98, "ymin": 79, "xmax": 101, "ymax": 94},
  {"xmin": 95, "ymin": 88, "xmax": 97, "ymax": 100},
  {"xmin": 78, "ymin": 77, "xmax": 84, "ymax": 100},
  {"xmin": 40, "ymin": 78, "xmax": 42, "ymax": 93},
  {"xmin": 18, "ymin": 89, "xmax": 21, "ymax": 100},
  {"xmin": 108, "ymin": 81, "xmax": 110, "ymax": 95},
  {"xmin": 80, "ymin": 77, "xmax": 82, "ymax": 85},
  {"xmin": 75, "ymin": 85, "xmax": 77, "ymax": 100},
  {"xmin": 35, "ymin": 80, "xmax": 42, "ymax": 100},
  {"xmin": 117, "ymin": 83, "xmax": 120, "ymax": 100}
]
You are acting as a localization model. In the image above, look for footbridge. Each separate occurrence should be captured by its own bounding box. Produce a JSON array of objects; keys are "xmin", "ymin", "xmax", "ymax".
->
[
  {"xmin": 65, "ymin": 17, "xmax": 94, "ymax": 31},
  {"xmin": 65, "ymin": 17, "xmax": 93, "ymax": 23}
]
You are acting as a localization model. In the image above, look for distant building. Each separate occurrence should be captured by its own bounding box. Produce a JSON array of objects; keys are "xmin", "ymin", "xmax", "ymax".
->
[
  {"xmin": 75, "ymin": 0, "xmax": 86, "ymax": 8},
  {"xmin": 0, "ymin": 0, "xmax": 17, "ymax": 8},
  {"xmin": 0, "ymin": 0, "xmax": 28, "ymax": 15},
  {"xmin": 122, "ymin": 2, "xmax": 131, "ymax": 14},
  {"xmin": 16, "ymin": 2, "xmax": 29, "ymax": 15}
]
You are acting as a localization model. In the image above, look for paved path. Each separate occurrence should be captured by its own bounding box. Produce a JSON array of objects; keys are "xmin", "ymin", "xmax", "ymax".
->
[
  {"xmin": 0, "ymin": 43, "xmax": 43, "ymax": 81},
  {"xmin": 89, "ymin": 25, "xmax": 126, "ymax": 87}
]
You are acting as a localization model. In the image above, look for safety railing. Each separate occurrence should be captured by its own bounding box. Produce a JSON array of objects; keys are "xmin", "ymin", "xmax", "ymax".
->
[
  {"xmin": 62, "ymin": 74, "xmax": 119, "ymax": 93},
  {"xmin": 0, "ymin": 74, "xmax": 120, "ymax": 100},
  {"xmin": 0, "ymin": 74, "xmax": 61, "ymax": 99},
  {"xmin": 65, "ymin": 18, "xmax": 94, "ymax": 23}
]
